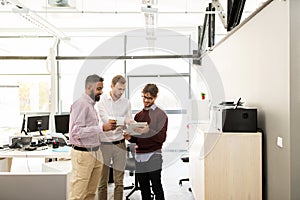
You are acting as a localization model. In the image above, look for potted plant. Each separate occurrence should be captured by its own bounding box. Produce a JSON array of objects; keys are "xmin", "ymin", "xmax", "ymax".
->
[{"xmin": 201, "ymin": 92, "xmax": 206, "ymax": 100}]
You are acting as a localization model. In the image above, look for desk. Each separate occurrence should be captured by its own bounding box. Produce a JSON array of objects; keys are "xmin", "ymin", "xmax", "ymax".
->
[{"xmin": 0, "ymin": 147, "xmax": 70, "ymax": 172}]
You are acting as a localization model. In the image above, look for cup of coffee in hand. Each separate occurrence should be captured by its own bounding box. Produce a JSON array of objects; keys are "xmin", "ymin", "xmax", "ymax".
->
[{"xmin": 108, "ymin": 117, "xmax": 117, "ymax": 130}]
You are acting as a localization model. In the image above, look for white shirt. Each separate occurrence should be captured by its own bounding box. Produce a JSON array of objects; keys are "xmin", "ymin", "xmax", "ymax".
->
[{"xmin": 95, "ymin": 93, "xmax": 132, "ymax": 142}]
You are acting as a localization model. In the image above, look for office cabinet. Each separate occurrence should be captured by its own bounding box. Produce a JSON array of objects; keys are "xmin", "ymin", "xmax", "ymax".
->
[{"xmin": 190, "ymin": 131, "xmax": 262, "ymax": 200}]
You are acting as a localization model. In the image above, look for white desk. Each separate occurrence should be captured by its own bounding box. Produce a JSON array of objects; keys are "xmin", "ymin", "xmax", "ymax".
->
[
  {"xmin": 0, "ymin": 147, "xmax": 70, "ymax": 172},
  {"xmin": 0, "ymin": 147, "xmax": 70, "ymax": 158}
]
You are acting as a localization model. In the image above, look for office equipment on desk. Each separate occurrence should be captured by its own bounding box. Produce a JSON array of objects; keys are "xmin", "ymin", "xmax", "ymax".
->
[
  {"xmin": 54, "ymin": 114, "xmax": 69, "ymax": 134},
  {"xmin": 221, "ymin": 108, "xmax": 257, "ymax": 132},
  {"xmin": 27, "ymin": 115, "xmax": 50, "ymax": 136},
  {"xmin": 9, "ymin": 135, "xmax": 32, "ymax": 149},
  {"xmin": 50, "ymin": 132, "xmax": 69, "ymax": 146},
  {"xmin": 20, "ymin": 114, "xmax": 27, "ymax": 135},
  {"xmin": 54, "ymin": 114, "xmax": 70, "ymax": 143},
  {"xmin": 211, "ymin": 100, "xmax": 257, "ymax": 132}
]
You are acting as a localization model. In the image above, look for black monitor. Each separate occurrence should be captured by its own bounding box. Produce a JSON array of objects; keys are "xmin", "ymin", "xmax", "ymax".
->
[
  {"xmin": 27, "ymin": 115, "xmax": 50, "ymax": 136},
  {"xmin": 54, "ymin": 114, "xmax": 70, "ymax": 134}
]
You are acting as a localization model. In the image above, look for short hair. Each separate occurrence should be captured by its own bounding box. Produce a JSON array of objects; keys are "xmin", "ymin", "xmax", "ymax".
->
[
  {"xmin": 142, "ymin": 83, "xmax": 159, "ymax": 97},
  {"xmin": 85, "ymin": 74, "xmax": 104, "ymax": 89},
  {"xmin": 111, "ymin": 75, "xmax": 126, "ymax": 86}
]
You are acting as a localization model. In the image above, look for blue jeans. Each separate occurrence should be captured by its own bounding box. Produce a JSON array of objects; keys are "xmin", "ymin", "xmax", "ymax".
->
[{"xmin": 136, "ymin": 153, "xmax": 165, "ymax": 200}]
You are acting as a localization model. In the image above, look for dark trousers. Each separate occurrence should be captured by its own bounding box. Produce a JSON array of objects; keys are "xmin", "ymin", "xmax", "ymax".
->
[{"xmin": 136, "ymin": 153, "xmax": 165, "ymax": 200}]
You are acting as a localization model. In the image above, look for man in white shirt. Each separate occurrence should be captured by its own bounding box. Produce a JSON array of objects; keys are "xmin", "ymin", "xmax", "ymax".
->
[{"xmin": 96, "ymin": 75, "xmax": 132, "ymax": 200}]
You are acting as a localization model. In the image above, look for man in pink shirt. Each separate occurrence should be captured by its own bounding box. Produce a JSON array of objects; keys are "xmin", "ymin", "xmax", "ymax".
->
[{"xmin": 69, "ymin": 74, "xmax": 116, "ymax": 200}]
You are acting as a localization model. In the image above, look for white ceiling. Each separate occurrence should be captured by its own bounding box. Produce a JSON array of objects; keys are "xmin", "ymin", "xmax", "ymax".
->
[{"xmin": 0, "ymin": 0, "xmax": 266, "ymax": 37}]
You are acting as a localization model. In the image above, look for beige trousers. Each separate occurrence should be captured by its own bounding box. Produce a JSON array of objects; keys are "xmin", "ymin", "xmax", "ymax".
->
[
  {"xmin": 69, "ymin": 148, "xmax": 103, "ymax": 200},
  {"xmin": 98, "ymin": 142, "xmax": 126, "ymax": 200}
]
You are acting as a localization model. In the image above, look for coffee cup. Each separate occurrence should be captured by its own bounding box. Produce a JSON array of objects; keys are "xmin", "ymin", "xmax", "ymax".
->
[{"xmin": 108, "ymin": 118, "xmax": 117, "ymax": 130}]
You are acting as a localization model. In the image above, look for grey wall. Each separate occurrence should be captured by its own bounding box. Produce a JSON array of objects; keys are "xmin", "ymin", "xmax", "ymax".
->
[
  {"xmin": 290, "ymin": 0, "xmax": 300, "ymax": 199},
  {"xmin": 201, "ymin": 1, "xmax": 297, "ymax": 199}
]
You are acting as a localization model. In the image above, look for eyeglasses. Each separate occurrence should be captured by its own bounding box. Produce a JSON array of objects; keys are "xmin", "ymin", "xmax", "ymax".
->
[{"xmin": 142, "ymin": 95, "xmax": 154, "ymax": 100}]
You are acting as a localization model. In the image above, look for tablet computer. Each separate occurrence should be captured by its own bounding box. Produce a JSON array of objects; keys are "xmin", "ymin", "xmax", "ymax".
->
[{"xmin": 126, "ymin": 122, "xmax": 147, "ymax": 136}]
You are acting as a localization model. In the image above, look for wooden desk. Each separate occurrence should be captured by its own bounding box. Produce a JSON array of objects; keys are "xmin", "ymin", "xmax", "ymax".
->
[{"xmin": 190, "ymin": 131, "xmax": 262, "ymax": 200}]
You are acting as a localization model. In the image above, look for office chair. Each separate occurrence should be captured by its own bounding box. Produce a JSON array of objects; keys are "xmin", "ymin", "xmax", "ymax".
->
[
  {"xmin": 124, "ymin": 143, "xmax": 154, "ymax": 200},
  {"xmin": 124, "ymin": 143, "xmax": 139, "ymax": 200},
  {"xmin": 178, "ymin": 156, "xmax": 192, "ymax": 192}
]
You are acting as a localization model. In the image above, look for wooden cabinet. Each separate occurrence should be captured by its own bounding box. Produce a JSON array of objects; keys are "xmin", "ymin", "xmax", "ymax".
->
[{"xmin": 190, "ymin": 131, "xmax": 262, "ymax": 200}]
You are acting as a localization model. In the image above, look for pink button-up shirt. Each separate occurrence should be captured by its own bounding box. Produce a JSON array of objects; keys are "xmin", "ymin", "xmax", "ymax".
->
[{"xmin": 69, "ymin": 93, "xmax": 102, "ymax": 147}]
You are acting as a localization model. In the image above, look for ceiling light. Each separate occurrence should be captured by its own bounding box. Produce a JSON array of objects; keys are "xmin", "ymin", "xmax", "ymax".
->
[
  {"xmin": 141, "ymin": 0, "xmax": 158, "ymax": 41},
  {"xmin": 48, "ymin": 0, "xmax": 69, "ymax": 7},
  {"xmin": 8, "ymin": 0, "xmax": 69, "ymax": 40}
]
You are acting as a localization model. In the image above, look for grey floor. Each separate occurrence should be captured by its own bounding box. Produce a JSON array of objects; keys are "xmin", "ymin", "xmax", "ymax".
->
[
  {"xmin": 8, "ymin": 154, "xmax": 195, "ymax": 200},
  {"xmin": 103, "ymin": 159, "xmax": 195, "ymax": 200}
]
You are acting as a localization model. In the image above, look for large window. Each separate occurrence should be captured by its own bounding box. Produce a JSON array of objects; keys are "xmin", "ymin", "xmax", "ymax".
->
[
  {"xmin": 0, "ymin": 38, "xmax": 53, "ymax": 133},
  {"xmin": 0, "ymin": 56, "xmax": 51, "ymax": 113},
  {"xmin": 0, "ymin": 33, "xmax": 210, "ymax": 148}
]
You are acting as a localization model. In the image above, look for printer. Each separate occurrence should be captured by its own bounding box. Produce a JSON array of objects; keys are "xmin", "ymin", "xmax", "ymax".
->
[{"xmin": 212, "ymin": 102, "xmax": 257, "ymax": 132}]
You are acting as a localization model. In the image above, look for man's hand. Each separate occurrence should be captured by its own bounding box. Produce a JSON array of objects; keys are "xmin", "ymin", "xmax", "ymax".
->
[
  {"xmin": 123, "ymin": 132, "xmax": 131, "ymax": 140},
  {"xmin": 102, "ymin": 122, "xmax": 116, "ymax": 131}
]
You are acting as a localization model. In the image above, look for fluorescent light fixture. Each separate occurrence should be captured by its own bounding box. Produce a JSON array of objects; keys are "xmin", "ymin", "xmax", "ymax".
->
[
  {"xmin": 141, "ymin": 6, "xmax": 158, "ymax": 13},
  {"xmin": 141, "ymin": 0, "xmax": 158, "ymax": 42},
  {"xmin": 48, "ymin": 0, "xmax": 69, "ymax": 7},
  {"xmin": 10, "ymin": 1, "xmax": 69, "ymax": 40}
]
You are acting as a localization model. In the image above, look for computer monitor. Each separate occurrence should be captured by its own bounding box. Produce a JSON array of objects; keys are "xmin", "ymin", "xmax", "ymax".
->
[
  {"xmin": 54, "ymin": 114, "xmax": 70, "ymax": 134},
  {"xmin": 27, "ymin": 115, "xmax": 50, "ymax": 136}
]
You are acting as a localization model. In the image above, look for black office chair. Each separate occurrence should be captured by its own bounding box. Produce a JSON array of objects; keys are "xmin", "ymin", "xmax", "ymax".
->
[
  {"xmin": 178, "ymin": 155, "xmax": 192, "ymax": 192},
  {"xmin": 124, "ymin": 143, "xmax": 139, "ymax": 200}
]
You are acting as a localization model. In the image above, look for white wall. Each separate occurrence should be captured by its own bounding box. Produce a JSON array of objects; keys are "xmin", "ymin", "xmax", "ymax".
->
[{"xmin": 202, "ymin": 1, "xmax": 292, "ymax": 199}]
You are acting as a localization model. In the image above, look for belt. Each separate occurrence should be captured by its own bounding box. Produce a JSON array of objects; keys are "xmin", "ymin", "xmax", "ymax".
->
[
  {"xmin": 72, "ymin": 145, "xmax": 100, "ymax": 152},
  {"xmin": 101, "ymin": 139, "xmax": 125, "ymax": 145}
]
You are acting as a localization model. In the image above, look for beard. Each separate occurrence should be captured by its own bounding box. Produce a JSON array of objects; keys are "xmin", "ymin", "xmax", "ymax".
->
[
  {"xmin": 90, "ymin": 90, "xmax": 100, "ymax": 102},
  {"xmin": 143, "ymin": 102, "xmax": 153, "ymax": 109},
  {"xmin": 95, "ymin": 94, "xmax": 100, "ymax": 102}
]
